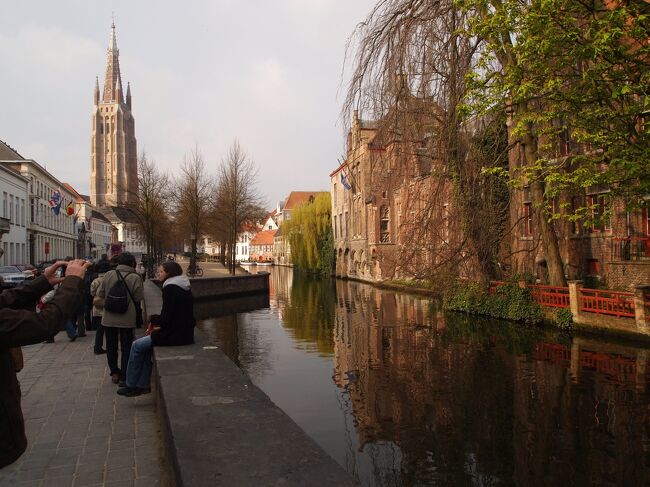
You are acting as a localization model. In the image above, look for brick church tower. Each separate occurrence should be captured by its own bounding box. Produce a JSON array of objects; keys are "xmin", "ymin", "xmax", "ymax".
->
[{"xmin": 90, "ymin": 22, "xmax": 137, "ymax": 207}]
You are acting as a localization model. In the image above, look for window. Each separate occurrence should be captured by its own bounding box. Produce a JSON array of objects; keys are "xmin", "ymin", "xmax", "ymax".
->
[
  {"xmin": 587, "ymin": 194, "xmax": 611, "ymax": 233},
  {"xmin": 380, "ymin": 206, "xmax": 390, "ymax": 243},
  {"xmin": 522, "ymin": 188, "xmax": 533, "ymax": 238},
  {"xmin": 333, "ymin": 183, "xmax": 337, "ymax": 207},
  {"xmin": 9, "ymin": 196, "xmax": 14, "ymax": 224},
  {"xmin": 2, "ymin": 192, "xmax": 6, "ymax": 219},
  {"xmin": 333, "ymin": 215, "xmax": 337, "ymax": 239},
  {"xmin": 645, "ymin": 208, "xmax": 649, "ymax": 236}
]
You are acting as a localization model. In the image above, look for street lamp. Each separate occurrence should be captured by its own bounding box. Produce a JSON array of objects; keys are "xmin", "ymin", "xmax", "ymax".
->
[{"xmin": 190, "ymin": 232, "xmax": 197, "ymax": 275}]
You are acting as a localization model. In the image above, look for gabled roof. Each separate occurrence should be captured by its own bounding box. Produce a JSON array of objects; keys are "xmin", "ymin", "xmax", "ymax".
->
[
  {"xmin": 62, "ymin": 183, "xmax": 88, "ymax": 203},
  {"xmin": 91, "ymin": 210, "xmax": 112, "ymax": 224},
  {"xmin": 250, "ymin": 229, "xmax": 277, "ymax": 246},
  {"xmin": 282, "ymin": 191, "xmax": 328, "ymax": 211},
  {"xmin": 0, "ymin": 140, "xmax": 24, "ymax": 161}
]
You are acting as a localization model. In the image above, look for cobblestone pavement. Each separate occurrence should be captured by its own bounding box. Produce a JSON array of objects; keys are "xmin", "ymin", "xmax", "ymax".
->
[{"xmin": 0, "ymin": 331, "xmax": 169, "ymax": 487}]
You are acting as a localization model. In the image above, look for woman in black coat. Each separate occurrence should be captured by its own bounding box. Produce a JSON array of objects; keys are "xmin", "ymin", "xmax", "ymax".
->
[{"xmin": 117, "ymin": 261, "xmax": 195, "ymax": 397}]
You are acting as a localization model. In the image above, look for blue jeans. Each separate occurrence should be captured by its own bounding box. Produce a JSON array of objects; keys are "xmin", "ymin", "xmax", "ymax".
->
[
  {"xmin": 64, "ymin": 320, "xmax": 77, "ymax": 339},
  {"xmin": 126, "ymin": 335, "xmax": 153, "ymax": 389}
]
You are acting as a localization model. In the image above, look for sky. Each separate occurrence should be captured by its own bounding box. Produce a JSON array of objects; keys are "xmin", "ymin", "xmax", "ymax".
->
[{"xmin": 0, "ymin": 0, "xmax": 376, "ymax": 208}]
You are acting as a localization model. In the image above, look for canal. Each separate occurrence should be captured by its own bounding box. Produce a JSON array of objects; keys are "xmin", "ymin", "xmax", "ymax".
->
[{"xmin": 198, "ymin": 267, "xmax": 650, "ymax": 486}]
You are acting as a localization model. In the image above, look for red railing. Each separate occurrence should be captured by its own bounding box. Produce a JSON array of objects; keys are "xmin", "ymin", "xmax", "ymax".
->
[
  {"xmin": 579, "ymin": 289, "xmax": 635, "ymax": 318},
  {"xmin": 528, "ymin": 284, "xmax": 570, "ymax": 308},
  {"xmin": 488, "ymin": 281, "xmax": 506, "ymax": 294}
]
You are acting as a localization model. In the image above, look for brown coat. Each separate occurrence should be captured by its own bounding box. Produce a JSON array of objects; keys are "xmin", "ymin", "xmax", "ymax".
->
[{"xmin": 0, "ymin": 275, "xmax": 84, "ymax": 469}]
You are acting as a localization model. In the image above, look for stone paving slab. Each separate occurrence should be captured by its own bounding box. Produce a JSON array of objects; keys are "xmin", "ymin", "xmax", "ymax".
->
[{"xmin": 0, "ymin": 331, "xmax": 169, "ymax": 487}]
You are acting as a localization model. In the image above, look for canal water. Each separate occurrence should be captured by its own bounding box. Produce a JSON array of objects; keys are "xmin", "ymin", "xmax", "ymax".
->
[{"xmin": 198, "ymin": 267, "xmax": 650, "ymax": 486}]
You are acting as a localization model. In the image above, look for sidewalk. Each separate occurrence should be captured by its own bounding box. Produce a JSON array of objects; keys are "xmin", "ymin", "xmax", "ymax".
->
[{"xmin": 0, "ymin": 330, "xmax": 168, "ymax": 487}]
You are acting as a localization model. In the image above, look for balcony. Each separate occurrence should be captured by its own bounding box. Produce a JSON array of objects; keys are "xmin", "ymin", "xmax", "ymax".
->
[{"xmin": 611, "ymin": 237, "xmax": 650, "ymax": 261}]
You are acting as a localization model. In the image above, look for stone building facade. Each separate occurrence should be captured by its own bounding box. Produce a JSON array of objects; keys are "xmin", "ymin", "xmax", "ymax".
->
[
  {"xmin": 90, "ymin": 23, "xmax": 137, "ymax": 207},
  {"xmin": 330, "ymin": 108, "xmax": 462, "ymax": 283}
]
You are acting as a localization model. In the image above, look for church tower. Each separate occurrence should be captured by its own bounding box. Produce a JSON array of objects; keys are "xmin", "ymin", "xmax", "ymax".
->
[{"xmin": 90, "ymin": 22, "xmax": 137, "ymax": 207}]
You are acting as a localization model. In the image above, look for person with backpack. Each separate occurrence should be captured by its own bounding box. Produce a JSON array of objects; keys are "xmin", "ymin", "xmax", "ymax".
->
[
  {"xmin": 96, "ymin": 253, "xmax": 144, "ymax": 385},
  {"xmin": 117, "ymin": 261, "xmax": 195, "ymax": 397}
]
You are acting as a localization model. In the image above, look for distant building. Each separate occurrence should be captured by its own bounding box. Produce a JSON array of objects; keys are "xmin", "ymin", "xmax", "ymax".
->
[
  {"xmin": 0, "ymin": 150, "xmax": 28, "ymax": 265},
  {"xmin": 90, "ymin": 22, "xmax": 137, "ymax": 208},
  {"xmin": 0, "ymin": 141, "xmax": 77, "ymax": 264},
  {"xmin": 250, "ymin": 229, "xmax": 276, "ymax": 262}
]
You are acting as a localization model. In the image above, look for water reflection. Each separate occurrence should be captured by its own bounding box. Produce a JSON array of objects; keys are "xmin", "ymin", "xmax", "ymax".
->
[{"xmin": 198, "ymin": 267, "xmax": 650, "ymax": 486}]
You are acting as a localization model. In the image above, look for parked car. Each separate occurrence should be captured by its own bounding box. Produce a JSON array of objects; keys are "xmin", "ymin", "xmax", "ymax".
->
[
  {"xmin": 0, "ymin": 265, "xmax": 26, "ymax": 288},
  {"xmin": 14, "ymin": 264, "xmax": 38, "ymax": 279}
]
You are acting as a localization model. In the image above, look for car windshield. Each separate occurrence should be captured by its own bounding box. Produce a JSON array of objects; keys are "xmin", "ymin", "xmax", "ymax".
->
[{"xmin": 0, "ymin": 266, "xmax": 21, "ymax": 273}]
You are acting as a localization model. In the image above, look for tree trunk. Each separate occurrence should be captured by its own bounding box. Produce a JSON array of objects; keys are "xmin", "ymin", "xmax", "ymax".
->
[{"xmin": 522, "ymin": 134, "xmax": 567, "ymax": 287}]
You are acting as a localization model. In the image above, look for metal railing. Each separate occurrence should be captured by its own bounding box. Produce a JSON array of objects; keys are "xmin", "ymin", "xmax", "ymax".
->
[
  {"xmin": 579, "ymin": 288, "xmax": 636, "ymax": 318},
  {"xmin": 528, "ymin": 284, "xmax": 571, "ymax": 308},
  {"xmin": 611, "ymin": 236, "xmax": 650, "ymax": 261}
]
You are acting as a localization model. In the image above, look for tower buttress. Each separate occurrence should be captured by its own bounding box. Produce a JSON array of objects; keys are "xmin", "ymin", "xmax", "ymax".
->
[
  {"xmin": 126, "ymin": 82, "xmax": 131, "ymax": 109},
  {"xmin": 94, "ymin": 77, "xmax": 100, "ymax": 105}
]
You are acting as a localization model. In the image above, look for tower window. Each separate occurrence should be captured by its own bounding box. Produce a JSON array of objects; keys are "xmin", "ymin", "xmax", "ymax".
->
[{"xmin": 380, "ymin": 205, "xmax": 390, "ymax": 243}]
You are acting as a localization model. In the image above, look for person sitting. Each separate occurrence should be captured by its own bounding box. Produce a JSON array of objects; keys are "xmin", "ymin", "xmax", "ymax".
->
[{"xmin": 117, "ymin": 261, "xmax": 195, "ymax": 397}]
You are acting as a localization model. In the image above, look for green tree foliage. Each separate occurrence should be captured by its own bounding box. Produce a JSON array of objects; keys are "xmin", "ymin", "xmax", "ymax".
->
[
  {"xmin": 461, "ymin": 0, "xmax": 649, "ymax": 284},
  {"xmin": 283, "ymin": 193, "xmax": 334, "ymax": 275}
]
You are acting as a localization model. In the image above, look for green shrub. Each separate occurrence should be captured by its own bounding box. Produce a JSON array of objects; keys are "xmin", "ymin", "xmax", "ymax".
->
[
  {"xmin": 554, "ymin": 308, "xmax": 573, "ymax": 331},
  {"xmin": 443, "ymin": 281, "xmax": 542, "ymax": 324}
]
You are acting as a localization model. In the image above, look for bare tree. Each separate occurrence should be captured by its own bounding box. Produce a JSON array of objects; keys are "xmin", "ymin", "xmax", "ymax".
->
[
  {"xmin": 213, "ymin": 140, "xmax": 266, "ymax": 275},
  {"xmin": 175, "ymin": 146, "xmax": 213, "ymax": 275},
  {"xmin": 130, "ymin": 152, "xmax": 170, "ymax": 277}
]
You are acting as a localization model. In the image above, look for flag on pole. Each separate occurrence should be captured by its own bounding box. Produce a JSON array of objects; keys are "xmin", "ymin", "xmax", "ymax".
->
[
  {"xmin": 66, "ymin": 201, "xmax": 75, "ymax": 216},
  {"xmin": 48, "ymin": 190, "xmax": 62, "ymax": 215},
  {"xmin": 340, "ymin": 172, "xmax": 352, "ymax": 190}
]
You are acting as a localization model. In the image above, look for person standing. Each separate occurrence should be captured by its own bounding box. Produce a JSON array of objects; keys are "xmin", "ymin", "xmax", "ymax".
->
[
  {"xmin": 96, "ymin": 253, "xmax": 143, "ymax": 385},
  {"xmin": 0, "ymin": 259, "xmax": 90, "ymax": 468},
  {"xmin": 90, "ymin": 260, "xmax": 111, "ymax": 355},
  {"xmin": 118, "ymin": 261, "xmax": 195, "ymax": 397}
]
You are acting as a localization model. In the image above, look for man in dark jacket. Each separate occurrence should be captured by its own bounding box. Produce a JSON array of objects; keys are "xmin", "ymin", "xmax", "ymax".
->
[{"xmin": 0, "ymin": 259, "xmax": 90, "ymax": 469}]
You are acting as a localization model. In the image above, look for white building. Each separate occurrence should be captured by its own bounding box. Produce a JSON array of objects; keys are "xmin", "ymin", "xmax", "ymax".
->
[
  {"xmin": 0, "ymin": 163, "xmax": 28, "ymax": 265},
  {"xmin": 0, "ymin": 141, "xmax": 77, "ymax": 263},
  {"xmin": 88, "ymin": 210, "xmax": 113, "ymax": 259},
  {"xmin": 99, "ymin": 206, "xmax": 146, "ymax": 258}
]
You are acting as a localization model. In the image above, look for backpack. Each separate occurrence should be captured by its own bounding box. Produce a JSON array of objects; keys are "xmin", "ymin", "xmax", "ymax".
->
[{"xmin": 104, "ymin": 270, "xmax": 136, "ymax": 314}]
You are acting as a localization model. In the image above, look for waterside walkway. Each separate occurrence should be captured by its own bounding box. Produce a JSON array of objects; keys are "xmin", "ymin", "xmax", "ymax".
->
[{"xmin": 0, "ymin": 332, "xmax": 168, "ymax": 486}]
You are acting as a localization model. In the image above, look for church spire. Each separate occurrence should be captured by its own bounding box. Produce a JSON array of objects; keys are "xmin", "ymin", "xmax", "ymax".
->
[
  {"xmin": 94, "ymin": 76, "xmax": 100, "ymax": 104},
  {"xmin": 102, "ymin": 22, "xmax": 122, "ymax": 103},
  {"xmin": 126, "ymin": 82, "xmax": 132, "ymax": 109}
]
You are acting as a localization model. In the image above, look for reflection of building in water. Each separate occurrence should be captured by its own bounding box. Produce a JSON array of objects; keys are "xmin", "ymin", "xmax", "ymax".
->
[{"xmin": 332, "ymin": 279, "xmax": 650, "ymax": 486}]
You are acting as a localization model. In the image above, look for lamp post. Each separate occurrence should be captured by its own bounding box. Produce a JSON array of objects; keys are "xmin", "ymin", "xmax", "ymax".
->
[{"xmin": 190, "ymin": 232, "xmax": 197, "ymax": 276}]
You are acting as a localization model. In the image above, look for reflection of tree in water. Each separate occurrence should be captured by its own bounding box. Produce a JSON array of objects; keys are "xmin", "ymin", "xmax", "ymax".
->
[
  {"xmin": 332, "ymin": 278, "xmax": 650, "ymax": 486},
  {"xmin": 281, "ymin": 272, "xmax": 337, "ymax": 356}
]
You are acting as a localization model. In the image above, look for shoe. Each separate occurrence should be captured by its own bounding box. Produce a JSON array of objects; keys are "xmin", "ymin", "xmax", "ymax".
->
[
  {"xmin": 118, "ymin": 381, "xmax": 126, "ymax": 388},
  {"xmin": 69, "ymin": 335, "xmax": 77, "ymax": 342},
  {"xmin": 77, "ymin": 334, "xmax": 87, "ymax": 338},
  {"xmin": 117, "ymin": 386, "xmax": 150, "ymax": 397},
  {"xmin": 111, "ymin": 372, "xmax": 121, "ymax": 384},
  {"xmin": 94, "ymin": 349, "xmax": 107, "ymax": 355}
]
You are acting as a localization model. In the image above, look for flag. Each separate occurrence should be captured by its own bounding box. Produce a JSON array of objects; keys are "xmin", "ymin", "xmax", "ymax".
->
[
  {"xmin": 48, "ymin": 190, "xmax": 62, "ymax": 215},
  {"xmin": 66, "ymin": 201, "xmax": 74, "ymax": 216},
  {"xmin": 341, "ymin": 172, "xmax": 352, "ymax": 190}
]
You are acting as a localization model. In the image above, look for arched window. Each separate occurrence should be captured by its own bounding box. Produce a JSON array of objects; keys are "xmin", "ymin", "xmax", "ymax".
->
[{"xmin": 380, "ymin": 206, "xmax": 390, "ymax": 243}]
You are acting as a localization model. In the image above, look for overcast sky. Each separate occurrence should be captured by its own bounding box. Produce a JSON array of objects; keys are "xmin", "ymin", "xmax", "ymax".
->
[{"xmin": 0, "ymin": 0, "xmax": 376, "ymax": 207}]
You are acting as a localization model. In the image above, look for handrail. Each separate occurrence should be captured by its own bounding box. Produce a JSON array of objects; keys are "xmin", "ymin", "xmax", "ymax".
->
[{"xmin": 579, "ymin": 288, "xmax": 635, "ymax": 318}]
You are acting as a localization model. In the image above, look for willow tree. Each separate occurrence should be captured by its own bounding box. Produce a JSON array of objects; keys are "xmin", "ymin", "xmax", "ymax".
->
[
  {"xmin": 344, "ymin": 0, "xmax": 509, "ymax": 283},
  {"xmin": 346, "ymin": 0, "xmax": 648, "ymax": 286},
  {"xmin": 283, "ymin": 193, "xmax": 333, "ymax": 275}
]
